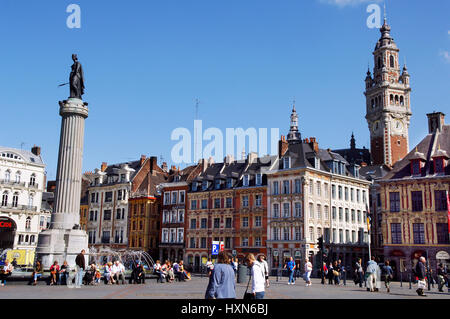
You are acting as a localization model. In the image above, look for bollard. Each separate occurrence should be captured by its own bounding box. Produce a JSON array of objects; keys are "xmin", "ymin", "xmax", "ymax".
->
[
  {"xmin": 400, "ymin": 272, "xmax": 403, "ymax": 287},
  {"xmin": 343, "ymin": 270, "xmax": 347, "ymax": 286}
]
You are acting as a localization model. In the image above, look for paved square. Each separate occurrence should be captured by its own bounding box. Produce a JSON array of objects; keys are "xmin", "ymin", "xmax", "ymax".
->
[{"xmin": 1, "ymin": 276, "xmax": 449, "ymax": 299}]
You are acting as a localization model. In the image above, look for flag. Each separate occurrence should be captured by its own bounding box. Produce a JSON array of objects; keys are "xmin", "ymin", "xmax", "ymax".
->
[
  {"xmin": 366, "ymin": 203, "xmax": 372, "ymax": 232},
  {"xmin": 447, "ymin": 191, "xmax": 450, "ymax": 233}
]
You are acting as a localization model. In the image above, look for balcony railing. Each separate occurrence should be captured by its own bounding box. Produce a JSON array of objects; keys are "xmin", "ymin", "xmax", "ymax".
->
[
  {"xmin": 0, "ymin": 204, "xmax": 38, "ymax": 211},
  {"xmin": 0, "ymin": 179, "xmax": 26, "ymax": 187}
]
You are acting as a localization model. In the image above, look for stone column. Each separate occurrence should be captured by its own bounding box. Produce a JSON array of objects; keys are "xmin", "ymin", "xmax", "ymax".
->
[
  {"xmin": 36, "ymin": 98, "xmax": 89, "ymax": 268},
  {"xmin": 52, "ymin": 98, "xmax": 88, "ymax": 229}
]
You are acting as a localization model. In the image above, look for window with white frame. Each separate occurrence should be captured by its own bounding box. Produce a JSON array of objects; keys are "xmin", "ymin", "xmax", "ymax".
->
[
  {"xmin": 283, "ymin": 227, "xmax": 290, "ymax": 240},
  {"xmin": 242, "ymin": 237, "xmax": 249, "ymax": 247},
  {"xmin": 162, "ymin": 229, "xmax": 169, "ymax": 243},
  {"xmin": 178, "ymin": 210, "xmax": 184, "ymax": 223},
  {"xmin": 255, "ymin": 237, "xmax": 261, "ymax": 246},
  {"xmin": 283, "ymin": 203, "xmax": 290, "ymax": 217},
  {"xmin": 317, "ymin": 204, "xmax": 322, "ymax": 219},
  {"xmin": 255, "ymin": 216, "xmax": 262, "ymax": 227},
  {"xmin": 324, "ymin": 206, "xmax": 329, "ymax": 220},
  {"xmin": 179, "ymin": 191, "xmax": 185, "ymax": 204},
  {"xmin": 309, "ymin": 227, "xmax": 314, "ymax": 241},
  {"xmin": 294, "ymin": 202, "xmax": 302, "ymax": 217},
  {"xmin": 170, "ymin": 228, "xmax": 177, "ymax": 243},
  {"xmin": 273, "ymin": 203, "xmax": 279, "ymax": 218},
  {"xmin": 272, "ymin": 227, "xmax": 280, "ymax": 240},
  {"xmin": 171, "ymin": 191, "xmax": 177, "ymax": 204},
  {"xmin": 294, "ymin": 179, "xmax": 301, "ymax": 194},
  {"xmin": 309, "ymin": 203, "xmax": 314, "ymax": 219},
  {"xmin": 255, "ymin": 194, "xmax": 262, "ymax": 207},
  {"xmin": 177, "ymin": 228, "xmax": 184, "ymax": 243},
  {"xmin": 272, "ymin": 181, "xmax": 279, "ymax": 195},
  {"xmin": 164, "ymin": 192, "xmax": 170, "ymax": 205},
  {"xmin": 309, "ymin": 180, "xmax": 313, "ymax": 194},
  {"xmin": 283, "ymin": 157, "xmax": 290, "ymax": 169},
  {"xmin": 243, "ymin": 175, "xmax": 249, "ymax": 187},
  {"xmin": 242, "ymin": 217, "xmax": 249, "ymax": 228},
  {"xmin": 316, "ymin": 181, "xmax": 321, "ymax": 196},
  {"xmin": 255, "ymin": 174, "xmax": 262, "ymax": 186},
  {"xmin": 171, "ymin": 210, "xmax": 177, "ymax": 223},
  {"xmin": 242, "ymin": 196, "xmax": 249, "ymax": 207},
  {"xmin": 295, "ymin": 226, "xmax": 302, "ymax": 240}
]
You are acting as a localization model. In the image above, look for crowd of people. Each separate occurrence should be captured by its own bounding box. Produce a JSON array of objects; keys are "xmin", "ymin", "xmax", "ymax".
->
[{"xmin": 153, "ymin": 259, "xmax": 191, "ymax": 283}]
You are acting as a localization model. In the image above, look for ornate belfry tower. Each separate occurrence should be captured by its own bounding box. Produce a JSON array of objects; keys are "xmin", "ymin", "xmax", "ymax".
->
[{"xmin": 364, "ymin": 18, "xmax": 412, "ymax": 166}]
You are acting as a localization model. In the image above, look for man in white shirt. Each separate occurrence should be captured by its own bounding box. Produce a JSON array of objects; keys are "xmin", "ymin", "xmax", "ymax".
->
[
  {"xmin": 245, "ymin": 254, "xmax": 265, "ymax": 299},
  {"xmin": 258, "ymin": 255, "xmax": 270, "ymax": 288},
  {"xmin": 112, "ymin": 260, "xmax": 125, "ymax": 284}
]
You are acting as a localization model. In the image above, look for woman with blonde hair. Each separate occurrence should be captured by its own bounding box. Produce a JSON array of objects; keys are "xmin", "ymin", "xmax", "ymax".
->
[{"xmin": 244, "ymin": 253, "xmax": 266, "ymax": 299}]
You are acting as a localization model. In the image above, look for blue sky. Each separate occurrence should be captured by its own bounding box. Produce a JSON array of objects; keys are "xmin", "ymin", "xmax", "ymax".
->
[{"xmin": 1, "ymin": 0, "xmax": 449, "ymax": 180}]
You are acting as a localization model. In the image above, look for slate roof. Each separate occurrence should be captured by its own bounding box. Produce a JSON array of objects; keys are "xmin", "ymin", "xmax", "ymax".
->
[
  {"xmin": 0, "ymin": 146, "xmax": 45, "ymax": 165},
  {"xmin": 382, "ymin": 123, "xmax": 450, "ymax": 180}
]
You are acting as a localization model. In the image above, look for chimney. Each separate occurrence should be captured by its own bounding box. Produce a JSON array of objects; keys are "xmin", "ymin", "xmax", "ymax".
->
[
  {"xmin": 31, "ymin": 145, "xmax": 41, "ymax": 156},
  {"xmin": 200, "ymin": 158, "xmax": 208, "ymax": 172},
  {"xmin": 162, "ymin": 162, "xmax": 168, "ymax": 172},
  {"xmin": 140, "ymin": 155, "xmax": 147, "ymax": 166},
  {"xmin": 101, "ymin": 162, "xmax": 108, "ymax": 172},
  {"xmin": 278, "ymin": 136, "xmax": 288, "ymax": 158},
  {"xmin": 427, "ymin": 112, "xmax": 445, "ymax": 133},
  {"xmin": 149, "ymin": 156, "xmax": 158, "ymax": 174},
  {"xmin": 309, "ymin": 137, "xmax": 319, "ymax": 153},
  {"xmin": 208, "ymin": 156, "xmax": 215, "ymax": 165}
]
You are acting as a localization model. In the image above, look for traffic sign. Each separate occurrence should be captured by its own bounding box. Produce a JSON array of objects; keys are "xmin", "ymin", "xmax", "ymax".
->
[
  {"xmin": 212, "ymin": 241, "xmax": 220, "ymax": 255},
  {"xmin": 219, "ymin": 241, "xmax": 224, "ymax": 252}
]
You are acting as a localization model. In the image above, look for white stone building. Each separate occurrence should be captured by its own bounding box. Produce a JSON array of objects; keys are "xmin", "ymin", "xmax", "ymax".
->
[{"xmin": 0, "ymin": 146, "xmax": 50, "ymax": 254}]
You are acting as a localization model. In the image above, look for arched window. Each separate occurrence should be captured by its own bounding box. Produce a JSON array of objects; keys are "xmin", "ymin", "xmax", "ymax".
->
[
  {"xmin": 4, "ymin": 170, "xmax": 10, "ymax": 182},
  {"xmin": 390, "ymin": 55, "xmax": 394, "ymax": 68},
  {"xmin": 25, "ymin": 217, "xmax": 31, "ymax": 229},
  {"xmin": 1, "ymin": 191, "xmax": 8, "ymax": 206},
  {"xmin": 378, "ymin": 96, "xmax": 382, "ymax": 107},
  {"xmin": 395, "ymin": 95, "xmax": 399, "ymax": 104},
  {"xmin": 28, "ymin": 194, "xmax": 34, "ymax": 208},
  {"xmin": 15, "ymin": 171, "xmax": 21, "ymax": 183},
  {"xmin": 30, "ymin": 235, "xmax": 35, "ymax": 243},
  {"xmin": 29, "ymin": 174, "xmax": 36, "ymax": 186},
  {"xmin": 390, "ymin": 94, "xmax": 394, "ymax": 104},
  {"xmin": 371, "ymin": 99, "xmax": 375, "ymax": 108},
  {"xmin": 25, "ymin": 235, "xmax": 29, "ymax": 243},
  {"xmin": 377, "ymin": 57, "xmax": 382, "ymax": 69},
  {"xmin": 400, "ymin": 96, "xmax": 404, "ymax": 106},
  {"xmin": 12, "ymin": 192, "xmax": 19, "ymax": 208}
]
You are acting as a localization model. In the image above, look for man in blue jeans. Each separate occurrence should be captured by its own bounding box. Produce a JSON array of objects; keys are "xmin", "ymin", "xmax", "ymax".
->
[
  {"xmin": 75, "ymin": 249, "xmax": 86, "ymax": 288},
  {"xmin": 284, "ymin": 257, "xmax": 296, "ymax": 285}
]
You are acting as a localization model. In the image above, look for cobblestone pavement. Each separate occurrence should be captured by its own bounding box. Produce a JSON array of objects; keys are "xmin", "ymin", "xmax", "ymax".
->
[{"xmin": 1, "ymin": 276, "xmax": 449, "ymax": 299}]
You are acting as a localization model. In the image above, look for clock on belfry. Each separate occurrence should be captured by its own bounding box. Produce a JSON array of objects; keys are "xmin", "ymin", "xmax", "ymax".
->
[{"xmin": 394, "ymin": 120, "xmax": 403, "ymax": 132}]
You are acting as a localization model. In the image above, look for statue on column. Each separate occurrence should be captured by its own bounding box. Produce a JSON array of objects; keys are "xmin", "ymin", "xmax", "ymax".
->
[{"xmin": 69, "ymin": 54, "xmax": 85, "ymax": 99}]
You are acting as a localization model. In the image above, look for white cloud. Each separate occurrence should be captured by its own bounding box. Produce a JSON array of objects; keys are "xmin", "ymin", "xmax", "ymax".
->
[
  {"xmin": 439, "ymin": 50, "xmax": 450, "ymax": 63},
  {"xmin": 319, "ymin": 0, "xmax": 382, "ymax": 7}
]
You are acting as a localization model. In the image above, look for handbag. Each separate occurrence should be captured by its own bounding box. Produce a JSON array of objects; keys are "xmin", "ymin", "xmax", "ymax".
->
[
  {"xmin": 243, "ymin": 271, "xmax": 254, "ymax": 300},
  {"xmin": 333, "ymin": 270, "xmax": 339, "ymax": 277}
]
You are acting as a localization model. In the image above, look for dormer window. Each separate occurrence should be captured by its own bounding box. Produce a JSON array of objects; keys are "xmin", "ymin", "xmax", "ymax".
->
[
  {"xmin": 192, "ymin": 182, "xmax": 198, "ymax": 192},
  {"xmin": 434, "ymin": 158, "xmax": 444, "ymax": 174},
  {"xmin": 215, "ymin": 179, "xmax": 221, "ymax": 190},
  {"xmin": 202, "ymin": 180, "xmax": 208, "ymax": 191},
  {"xmin": 314, "ymin": 158, "xmax": 320, "ymax": 169},
  {"xmin": 174, "ymin": 175, "xmax": 181, "ymax": 182},
  {"xmin": 120, "ymin": 174, "xmax": 126, "ymax": 182},
  {"xmin": 243, "ymin": 175, "xmax": 249, "ymax": 187},
  {"xmin": 255, "ymin": 173, "xmax": 262, "ymax": 186},
  {"xmin": 283, "ymin": 157, "xmax": 290, "ymax": 169},
  {"xmin": 411, "ymin": 160, "xmax": 421, "ymax": 176},
  {"xmin": 226, "ymin": 178, "xmax": 233, "ymax": 188}
]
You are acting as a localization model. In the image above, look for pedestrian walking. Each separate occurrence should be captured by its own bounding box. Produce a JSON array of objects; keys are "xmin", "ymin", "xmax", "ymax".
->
[
  {"xmin": 284, "ymin": 257, "xmax": 296, "ymax": 285},
  {"xmin": 245, "ymin": 253, "xmax": 266, "ymax": 299},
  {"xmin": 321, "ymin": 262, "xmax": 328, "ymax": 285},
  {"xmin": 205, "ymin": 252, "xmax": 236, "ymax": 299},
  {"xmin": 365, "ymin": 256, "xmax": 378, "ymax": 292},
  {"xmin": 304, "ymin": 258, "xmax": 313, "ymax": 287},
  {"xmin": 327, "ymin": 262, "xmax": 334, "ymax": 285},
  {"xmin": 258, "ymin": 255, "xmax": 270, "ymax": 288},
  {"xmin": 206, "ymin": 258, "xmax": 214, "ymax": 276},
  {"xmin": 437, "ymin": 263, "xmax": 447, "ymax": 292},
  {"xmin": 415, "ymin": 256, "xmax": 427, "ymax": 297},
  {"xmin": 354, "ymin": 258, "xmax": 364, "ymax": 288},
  {"xmin": 382, "ymin": 260, "xmax": 394, "ymax": 293},
  {"xmin": 75, "ymin": 249, "xmax": 86, "ymax": 288},
  {"xmin": 332, "ymin": 261, "xmax": 340, "ymax": 285}
]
